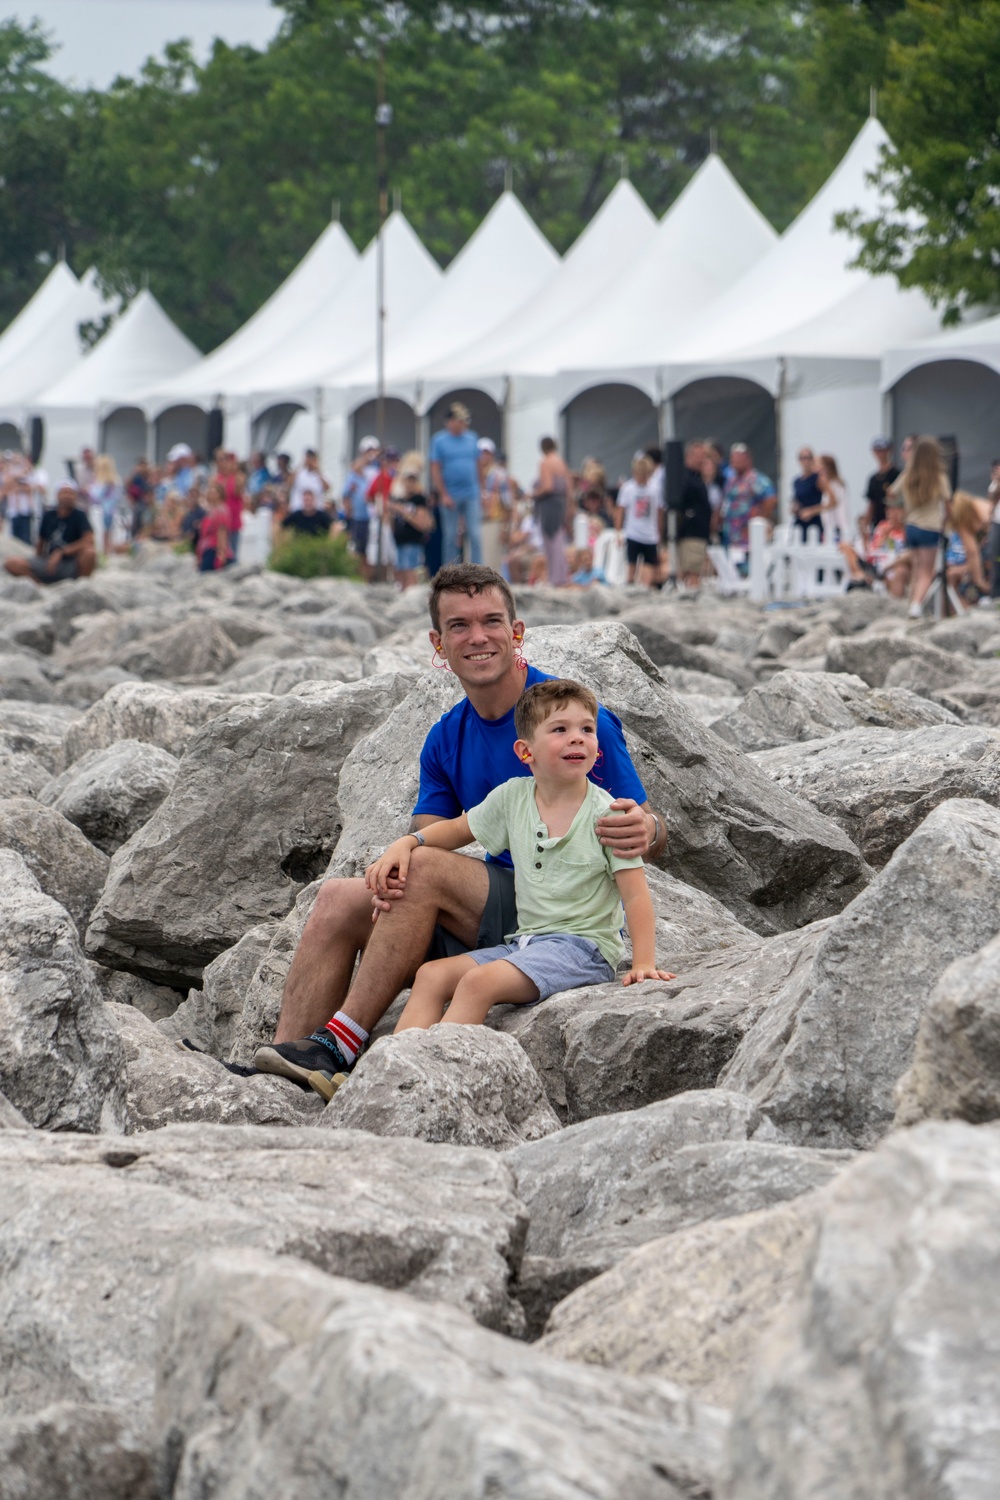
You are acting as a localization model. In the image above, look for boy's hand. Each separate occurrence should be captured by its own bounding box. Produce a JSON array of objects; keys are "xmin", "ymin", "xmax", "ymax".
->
[
  {"xmin": 365, "ymin": 837, "xmax": 417, "ymax": 897},
  {"xmin": 622, "ymin": 966, "xmax": 676, "ymax": 985},
  {"xmin": 596, "ymin": 799, "xmax": 651, "ymax": 858}
]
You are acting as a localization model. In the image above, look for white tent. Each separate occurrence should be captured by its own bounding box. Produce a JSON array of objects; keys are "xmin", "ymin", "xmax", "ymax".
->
[
  {"xmin": 881, "ymin": 313, "xmax": 1000, "ymax": 495},
  {"xmin": 0, "ymin": 268, "xmax": 113, "ymax": 460},
  {"xmin": 36, "ymin": 290, "xmax": 201, "ymax": 476},
  {"xmin": 142, "ymin": 217, "xmax": 360, "ymax": 450}
]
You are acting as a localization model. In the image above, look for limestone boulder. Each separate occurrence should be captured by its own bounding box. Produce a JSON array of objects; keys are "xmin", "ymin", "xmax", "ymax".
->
[
  {"xmin": 712, "ymin": 669, "xmax": 958, "ymax": 753},
  {"xmin": 60, "ymin": 680, "xmax": 273, "ymax": 765},
  {"xmin": 112, "ymin": 615, "xmax": 239, "ymax": 682},
  {"xmin": 750, "ymin": 723, "xmax": 1000, "ymax": 867},
  {"xmin": 894, "ymin": 931, "xmax": 1000, "ymax": 1127},
  {"xmin": 0, "ymin": 699, "xmax": 79, "ymax": 771},
  {"xmin": 722, "ymin": 1123, "xmax": 1000, "ymax": 1499},
  {"xmin": 226, "ymin": 887, "xmax": 318, "ymax": 1066},
  {"xmin": 52, "ymin": 665, "xmax": 140, "ymax": 709},
  {"xmin": 0, "ymin": 1091, "xmax": 29, "ymax": 1129},
  {"xmin": 884, "ymin": 651, "xmax": 1000, "ymax": 699},
  {"xmin": 84, "ymin": 674, "xmax": 412, "ymax": 987},
  {"xmin": 220, "ymin": 655, "xmax": 359, "ymax": 695},
  {"xmin": 155, "ymin": 1248, "xmax": 726, "ymax": 1500},
  {"xmin": 0, "ymin": 850, "xmax": 125, "ymax": 1133},
  {"xmin": 509, "ymin": 1090, "xmax": 848, "ymax": 1332},
  {"xmin": 520, "ymin": 623, "xmax": 871, "ymax": 934},
  {"xmin": 158, "ymin": 921, "xmax": 279, "ymax": 1057},
  {"xmin": 0, "ymin": 650, "xmax": 56, "ymax": 702},
  {"xmin": 539, "ymin": 1191, "xmax": 826, "ymax": 1410},
  {"xmin": 39, "ymin": 739, "xmax": 179, "ymax": 854},
  {"xmin": 495, "ymin": 919, "xmax": 827, "ymax": 1123},
  {"xmin": 0, "ymin": 741, "xmax": 49, "ymax": 797},
  {"xmin": 0, "ymin": 1122, "xmax": 529, "ymax": 1430},
  {"xmin": 0, "ymin": 1403, "xmax": 154, "ymax": 1500},
  {"xmin": 107, "ymin": 1003, "xmax": 322, "ymax": 1132},
  {"xmin": 823, "ymin": 630, "xmax": 962, "ymax": 687},
  {"xmin": 720, "ymin": 797, "xmax": 1000, "ymax": 1148},
  {"xmin": 88, "ymin": 963, "xmax": 182, "ymax": 1022},
  {"xmin": 322, "ymin": 1024, "xmax": 562, "ymax": 1150},
  {"xmin": 0, "ymin": 796, "xmax": 109, "ymax": 931}
]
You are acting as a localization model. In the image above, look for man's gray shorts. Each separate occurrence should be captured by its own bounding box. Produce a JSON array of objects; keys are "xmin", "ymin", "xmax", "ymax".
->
[
  {"xmin": 424, "ymin": 863, "xmax": 517, "ymax": 963},
  {"xmin": 28, "ymin": 557, "xmax": 79, "ymax": 583},
  {"xmin": 469, "ymin": 932, "xmax": 614, "ymax": 1000}
]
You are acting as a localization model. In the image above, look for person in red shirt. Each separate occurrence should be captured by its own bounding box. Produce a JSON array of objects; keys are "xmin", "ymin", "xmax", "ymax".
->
[
  {"xmin": 365, "ymin": 446, "xmax": 399, "ymax": 578},
  {"xmin": 215, "ymin": 450, "xmax": 245, "ymax": 561},
  {"xmin": 196, "ymin": 479, "xmax": 233, "ymax": 572}
]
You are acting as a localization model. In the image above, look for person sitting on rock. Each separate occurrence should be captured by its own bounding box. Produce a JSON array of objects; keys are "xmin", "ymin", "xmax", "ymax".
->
[
  {"xmin": 3, "ymin": 480, "xmax": 96, "ymax": 583},
  {"xmin": 254, "ymin": 562, "xmax": 669, "ymax": 1101},
  {"xmin": 364, "ymin": 678, "xmax": 673, "ymax": 1040},
  {"xmin": 280, "ymin": 488, "xmax": 332, "ymax": 537}
]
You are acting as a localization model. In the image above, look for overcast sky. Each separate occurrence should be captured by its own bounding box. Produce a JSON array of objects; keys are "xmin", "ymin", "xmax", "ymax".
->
[{"xmin": 12, "ymin": 0, "xmax": 282, "ymax": 88}]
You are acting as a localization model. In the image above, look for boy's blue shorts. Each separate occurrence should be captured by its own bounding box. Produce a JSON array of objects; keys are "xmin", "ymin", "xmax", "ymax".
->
[{"xmin": 469, "ymin": 932, "xmax": 614, "ymax": 1000}]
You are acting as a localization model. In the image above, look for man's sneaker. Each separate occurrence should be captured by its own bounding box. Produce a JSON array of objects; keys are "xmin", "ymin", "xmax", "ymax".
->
[{"xmin": 254, "ymin": 1031, "xmax": 350, "ymax": 1102}]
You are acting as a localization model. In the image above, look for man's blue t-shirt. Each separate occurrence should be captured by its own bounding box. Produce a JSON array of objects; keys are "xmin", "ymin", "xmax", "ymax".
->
[
  {"xmin": 414, "ymin": 665, "xmax": 647, "ymax": 867},
  {"xmin": 429, "ymin": 428, "xmax": 480, "ymax": 502}
]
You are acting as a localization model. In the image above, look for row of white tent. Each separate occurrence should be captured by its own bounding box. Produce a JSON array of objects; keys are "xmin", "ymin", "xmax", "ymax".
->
[{"xmin": 4, "ymin": 117, "xmax": 1000, "ymax": 510}]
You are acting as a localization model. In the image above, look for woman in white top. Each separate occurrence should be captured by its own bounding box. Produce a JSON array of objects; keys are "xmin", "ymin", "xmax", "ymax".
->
[
  {"xmin": 615, "ymin": 452, "xmax": 664, "ymax": 587},
  {"xmin": 818, "ymin": 453, "xmax": 852, "ymax": 544}
]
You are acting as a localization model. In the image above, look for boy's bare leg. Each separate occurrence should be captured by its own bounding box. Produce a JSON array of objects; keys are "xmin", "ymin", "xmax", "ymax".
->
[
  {"xmin": 395, "ymin": 954, "xmax": 479, "ymax": 1031},
  {"xmin": 273, "ymin": 878, "xmax": 375, "ymax": 1042},
  {"xmin": 445, "ymin": 959, "xmax": 539, "ymax": 1025}
]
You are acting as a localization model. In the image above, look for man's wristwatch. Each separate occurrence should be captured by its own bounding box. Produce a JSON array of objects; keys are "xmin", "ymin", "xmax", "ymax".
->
[
  {"xmin": 649, "ymin": 814, "xmax": 661, "ymax": 849},
  {"xmin": 410, "ymin": 831, "xmax": 426, "ymax": 846}
]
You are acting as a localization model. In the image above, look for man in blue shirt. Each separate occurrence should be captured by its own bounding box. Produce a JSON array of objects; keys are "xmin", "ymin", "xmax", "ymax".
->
[
  {"xmin": 429, "ymin": 402, "xmax": 483, "ymax": 566},
  {"xmin": 255, "ymin": 563, "xmax": 668, "ymax": 1099}
]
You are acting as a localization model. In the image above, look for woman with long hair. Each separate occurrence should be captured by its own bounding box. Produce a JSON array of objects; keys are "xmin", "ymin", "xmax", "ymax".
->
[
  {"xmin": 88, "ymin": 453, "xmax": 124, "ymax": 555},
  {"xmin": 898, "ymin": 436, "xmax": 950, "ymax": 617},
  {"xmin": 818, "ymin": 453, "xmax": 852, "ymax": 543}
]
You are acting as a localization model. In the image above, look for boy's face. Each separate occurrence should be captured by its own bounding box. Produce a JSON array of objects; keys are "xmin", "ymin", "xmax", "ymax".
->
[
  {"xmin": 514, "ymin": 701, "xmax": 599, "ymax": 783},
  {"xmin": 429, "ymin": 587, "xmax": 525, "ymax": 689}
]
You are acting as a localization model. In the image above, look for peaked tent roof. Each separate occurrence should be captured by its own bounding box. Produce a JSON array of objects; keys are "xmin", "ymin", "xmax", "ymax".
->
[
  {"xmin": 0, "ymin": 263, "xmax": 82, "ymax": 376},
  {"xmin": 332, "ymin": 191, "xmax": 559, "ymax": 388},
  {"xmin": 881, "ymin": 308, "xmax": 1000, "ymax": 388},
  {"xmin": 222, "ymin": 211, "xmax": 443, "ymax": 403},
  {"xmin": 147, "ymin": 218, "xmax": 359, "ymax": 409},
  {"xmin": 415, "ymin": 178, "xmax": 657, "ymax": 386},
  {"xmin": 666, "ymin": 119, "xmax": 939, "ymax": 365},
  {"xmin": 0, "ymin": 268, "xmax": 113, "ymax": 417},
  {"xmin": 36, "ymin": 289, "xmax": 201, "ymax": 412}
]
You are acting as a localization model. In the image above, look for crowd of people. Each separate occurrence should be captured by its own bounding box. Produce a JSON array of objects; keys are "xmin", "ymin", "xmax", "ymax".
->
[{"xmin": 2, "ymin": 414, "xmax": 999, "ymax": 612}]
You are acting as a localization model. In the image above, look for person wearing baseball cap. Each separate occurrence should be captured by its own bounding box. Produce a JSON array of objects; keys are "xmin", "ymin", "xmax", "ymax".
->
[
  {"xmin": 861, "ymin": 437, "xmax": 900, "ymax": 546},
  {"xmin": 430, "ymin": 401, "xmax": 482, "ymax": 565},
  {"xmin": 3, "ymin": 479, "xmax": 96, "ymax": 583}
]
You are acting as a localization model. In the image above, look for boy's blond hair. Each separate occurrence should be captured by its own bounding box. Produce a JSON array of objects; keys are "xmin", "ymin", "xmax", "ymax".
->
[{"xmin": 514, "ymin": 678, "xmax": 598, "ymax": 741}]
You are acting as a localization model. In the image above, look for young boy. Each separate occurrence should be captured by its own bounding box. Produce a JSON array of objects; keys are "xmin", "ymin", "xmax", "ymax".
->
[{"xmin": 365, "ymin": 678, "xmax": 673, "ymax": 1030}]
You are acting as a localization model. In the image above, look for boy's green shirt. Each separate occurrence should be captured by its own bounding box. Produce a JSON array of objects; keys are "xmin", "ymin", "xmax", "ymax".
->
[{"xmin": 467, "ymin": 777, "xmax": 644, "ymax": 967}]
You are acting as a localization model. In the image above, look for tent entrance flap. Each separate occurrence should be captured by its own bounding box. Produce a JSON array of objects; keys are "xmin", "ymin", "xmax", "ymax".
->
[
  {"xmin": 671, "ymin": 376, "xmax": 777, "ymax": 480},
  {"xmin": 562, "ymin": 383, "xmax": 658, "ymax": 481},
  {"xmin": 253, "ymin": 403, "xmax": 306, "ymax": 455},
  {"xmin": 427, "ymin": 388, "xmax": 502, "ymax": 448},
  {"xmin": 101, "ymin": 406, "xmax": 147, "ymax": 476},
  {"xmin": 891, "ymin": 358, "xmax": 1000, "ymax": 496},
  {"xmin": 350, "ymin": 398, "xmax": 416, "ymax": 456}
]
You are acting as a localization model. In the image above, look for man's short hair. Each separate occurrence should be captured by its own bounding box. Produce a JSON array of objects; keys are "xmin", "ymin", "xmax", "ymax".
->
[
  {"xmin": 514, "ymin": 678, "xmax": 598, "ymax": 742},
  {"xmin": 428, "ymin": 564, "xmax": 517, "ymax": 632},
  {"xmin": 540, "ymin": 436, "xmax": 557, "ymax": 454},
  {"xmin": 446, "ymin": 402, "xmax": 471, "ymax": 424}
]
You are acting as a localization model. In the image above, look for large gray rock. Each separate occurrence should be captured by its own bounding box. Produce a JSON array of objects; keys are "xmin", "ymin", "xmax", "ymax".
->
[
  {"xmin": 158, "ymin": 921, "xmax": 279, "ymax": 1057},
  {"xmin": 0, "ymin": 795, "xmax": 109, "ymax": 931},
  {"xmin": 0, "ymin": 1121, "xmax": 529, "ymax": 1431},
  {"xmin": 322, "ymin": 1024, "xmax": 561, "ymax": 1150},
  {"xmin": 720, "ymin": 798, "xmax": 1000, "ymax": 1148},
  {"xmin": 0, "ymin": 1402, "xmax": 154, "ymax": 1500},
  {"xmin": 496, "ymin": 920, "xmax": 827, "ymax": 1123},
  {"xmin": 712, "ymin": 669, "xmax": 958, "ymax": 753},
  {"xmin": 824, "ymin": 630, "xmax": 963, "ymax": 687},
  {"xmin": 0, "ymin": 1091, "xmax": 29, "ymax": 1129},
  {"xmin": 722, "ymin": 1122, "xmax": 1000, "ymax": 1499},
  {"xmin": 108, "ymin": 1003, "xmax": 323, "ymax": 1132},
  {"xmin": 156, "ymin": 1248, "xmax": 726, "ymax": 1500},
  {"xmin": 750, "ymin": 723, "xmax": 1000, "ymax": 867},
  {"xmin": 85, "ymin": 675, "xmax": 412, "ymax": 987},
  {"xmin": 0, "ymin": 740, "xmax": 49, "ymax": 797},
  {"xmin": 60, "ymin": 680, "xmax": 273, "ymax": 766},
  {"xmin": 0, "ymin": 699, "xmax": 79, "ymax": 771},
  {"xmin": 112, "ymin": 615, "xmax": 239, "ymax": 681},
  {"xmin": 88, "ymin": 963, "xmax": 182, "ymax": 1022},
  {"xmin": 539, "ymin": 1191, "xmax": 826, "ymax": 1409},
  {"xmin": 524, "ymin": 623, "xmax": 869, "ymax": 934},
  {"xmin": 220, "ymin": 655, "xmax": 359, "ymax": 695},
  {"xmin": 226, "ymin": 888, "xmax": 318, "ymax": 1066},
  {"xmin": 894, "ymin": 932, "xmax": 1000, "ymax": 1127},
  {"xmin": 39, "ymin": 738, "xmax": 179, "ymax": 854},
  {"xmin": 509, "ymin": 1090, "xmax": 848, "ymax": 1332},
  {"xmin": 0, "ymin": 850, "xmax": 125, "ymax": 1133},
  {"xmin": 0, "ymin": 650, "xmax": 56, "ymax": 702}
]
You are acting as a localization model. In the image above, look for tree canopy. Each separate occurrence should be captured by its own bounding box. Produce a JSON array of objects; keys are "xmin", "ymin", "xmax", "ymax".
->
[{"xmin": 3, "ymin": 0, "xmax": 990, "ymax": 352}]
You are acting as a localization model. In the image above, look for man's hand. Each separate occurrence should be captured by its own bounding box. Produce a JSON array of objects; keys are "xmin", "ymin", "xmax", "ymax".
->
[
  {"xmin": 46, "ymin": 550, "xmax": 62, "ymax": 575},
  {"xmin": 440, "ymin": 492, "xmax": 455, "ymax": 510},
  {"xmin": 596, "ymin": 799, "xmax": 653, "ymax": 859},
  {"xmin": 622, "ymin": 966, "xmax": 676, "ymax": 985}
]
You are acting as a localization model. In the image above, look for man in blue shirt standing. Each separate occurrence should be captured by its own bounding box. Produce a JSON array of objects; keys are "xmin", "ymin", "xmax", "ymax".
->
[
  {"xmin": 255, "ymin": 563, "xmax": 668, "ymax": 1099},
  {"xmin": 429, "ymin": 401, "xmax": 483, "ymax": 566}
]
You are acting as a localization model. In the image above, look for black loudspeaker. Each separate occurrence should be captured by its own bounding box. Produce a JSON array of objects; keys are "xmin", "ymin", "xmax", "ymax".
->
[
  {"xmin": 938, "ymin": 435, "xmax": 959, "ymax": 491},
  {"xmin": 664, "ymin": 439, "xmax": 685, "ymax": 509},
  {"xmin": 28, "ymin": 417, "xmax": 44, "ymax": 465},
  {"xmin": 207, "ymin": 408, "xmax": 225, "ymax": 454}
]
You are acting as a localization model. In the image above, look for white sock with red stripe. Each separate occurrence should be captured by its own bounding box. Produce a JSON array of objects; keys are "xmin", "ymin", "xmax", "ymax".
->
[{"xmin": 324, "ymin": 1012, "xmax": 368, "ymax": 1066}]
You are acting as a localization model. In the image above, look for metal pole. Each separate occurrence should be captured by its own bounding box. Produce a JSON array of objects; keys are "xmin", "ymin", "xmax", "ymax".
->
[{"xmin": 374, "ymin": 44, "xmax": 392, "ymax": 577}]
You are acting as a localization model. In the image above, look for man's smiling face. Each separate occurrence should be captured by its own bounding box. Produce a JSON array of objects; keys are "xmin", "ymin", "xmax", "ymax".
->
[{"xmin": 429, "ymin": 587, "xmax": 525, "ymax": 689}]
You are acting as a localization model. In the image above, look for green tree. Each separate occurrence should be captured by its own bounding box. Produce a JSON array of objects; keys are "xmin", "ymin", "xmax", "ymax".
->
[{"xmin": 840, "ymin": 0, "xmax": 1000, "ymax": 317}]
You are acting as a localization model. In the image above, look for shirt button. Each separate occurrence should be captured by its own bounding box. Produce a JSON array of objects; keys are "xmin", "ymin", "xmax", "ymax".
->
[
  {"xmin": 534, "ymin": 861, "xmax": 542, "ymax": 869},
  {"xmin": 535, "ymin": 845, "xmax": 543, "ymax": 852}
]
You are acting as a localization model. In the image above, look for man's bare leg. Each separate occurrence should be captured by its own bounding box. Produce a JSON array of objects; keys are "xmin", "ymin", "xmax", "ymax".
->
[{"xmin": 272, "ymin": 878, "xmax": 375, "ymax": 1043}]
